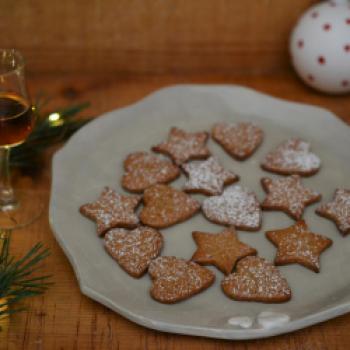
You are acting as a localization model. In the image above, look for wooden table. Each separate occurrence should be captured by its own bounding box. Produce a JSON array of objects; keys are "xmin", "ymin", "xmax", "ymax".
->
[{"xmin": 1, "ymin": 72, "xmax": 350, "ymax": 350}]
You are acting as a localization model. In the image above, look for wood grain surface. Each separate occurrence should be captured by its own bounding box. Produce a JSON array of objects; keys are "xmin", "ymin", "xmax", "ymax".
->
[
  {"xmin": 0, "ymin": 71, "xmax": 350, "ymax": 350},
  {"xmin": 0, "ymin": 0, "xmax": 318, "ymax": 74}
]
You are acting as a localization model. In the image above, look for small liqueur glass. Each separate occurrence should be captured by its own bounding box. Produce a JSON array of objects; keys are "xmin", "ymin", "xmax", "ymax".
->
[{"xmin": 0, "ymin": 49, "xmax": 42, "ymax": 229}]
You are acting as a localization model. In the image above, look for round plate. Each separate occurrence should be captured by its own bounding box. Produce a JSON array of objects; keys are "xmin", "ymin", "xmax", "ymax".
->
[{"xmin": 49, "ymin": 85, "xmax": 350, "ymax": 339}]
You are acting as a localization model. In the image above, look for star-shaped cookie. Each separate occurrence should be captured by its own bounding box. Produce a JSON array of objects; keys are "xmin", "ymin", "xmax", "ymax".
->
[
  {"xmin": 140, "ymin": 184, "xmax": 200, "ymax": 228},
  {"xmin": 266, "ymin": 220, "xmax": 333, "ymax": 272},
  {"xmin": 152, "ymin": 127, "xmax": 210, "ymax": 165},
  {"xmin": 182, "ymin": 157, "xmax": 239, "ymax": 196},
  {"xmin": 261, "ymin": 175, "xmax": 321, "ymax": 220},
  {"xmin": 80, "ymin": 187, "xmax": 142, "ymax": 236},
  {"xmin": 316, "ymin": 189, "xmax": 350, "ymax": 236},
  {"xmin": 122, "ymin": 151, "xmax": 180, "ymax": 193},
  {"xmin": 191, "ymin": 227, "xmax": 257, "ymax": 275}
]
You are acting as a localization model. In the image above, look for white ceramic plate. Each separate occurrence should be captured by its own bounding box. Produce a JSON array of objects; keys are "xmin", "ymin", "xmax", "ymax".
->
[{"xmin": 49, "ymin": 85, "xmax": 350, "ymax": 340}]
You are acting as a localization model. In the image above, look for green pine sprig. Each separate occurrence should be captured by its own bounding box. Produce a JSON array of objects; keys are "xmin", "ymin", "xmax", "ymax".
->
[
  {"xmin": 0, "ymin": 230, "xmax": 52, "ymax": 317},
  {"xmin": 10, "ymin": 97, "xmax": 91, "ymax": 171}
]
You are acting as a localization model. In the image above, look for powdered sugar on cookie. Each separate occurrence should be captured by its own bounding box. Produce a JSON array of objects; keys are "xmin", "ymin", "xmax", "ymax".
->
[
  {"xmin": 261, "ymin": 175, "xmax": 321, "ymax": 220},
  {"xmin": 182, "ymin": 156, "xmax": 239, "ymax": 196},
  {"xmin": 152, "ymin": 127, "xmax": 210, "ymax": 165},
  {"xmin": 261, "ymin": 138, "xmax": 321, "ymax": 176},
  {"xmin": 140, "ymin": 184, "xmax": 200, "ymax": 228},
  {"xmin": 221, "ymin": 256, "xmax": 291, "ymax": 303},
  {"xmin": 80, "ymin": 187, "xmax": 142, "ymax": 236},
  {"xmin": 266, "ymin": 220, "xmax": 332, "ymax": 273},
  {"xmin": 212, "ymin": 122, "xmax": 264, "ymax": 160},
  {"xmin": 316, "ymin": 189, "xmax": 350, "ymax": 236},
  {"xmin": 105, "ymin": 226, "xmax": 163, "ymax": 277},
  {"xmin": 202, "ymin": 185, "xmax": 262, "ymax": 231},
  {"xmin": 148, "ymin": 256, "xmax": 215, "ymax": 303},
  {"xmin": 122, "ymin": 152, "xmax": 180, "ymax": 193}
]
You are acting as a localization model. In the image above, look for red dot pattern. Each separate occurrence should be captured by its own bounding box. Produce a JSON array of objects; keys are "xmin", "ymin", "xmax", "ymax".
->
[
  {"xmin": 297, "ymin": 13, "xmax": 350, "ymax": 90},
  {"xmin": 323, "ymin": 23, "xmax": 331, "ymax": 31},
  {"xmin": 307, "ymin": 74, "xmax": 314, "ymax": 82},
  {"xmin": 318, "ymin": 56, "xmax": 326, "ymax": 65}
]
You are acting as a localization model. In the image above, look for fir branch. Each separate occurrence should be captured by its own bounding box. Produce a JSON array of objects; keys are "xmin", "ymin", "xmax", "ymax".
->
[
  {"xmin": 0, "ymin": 230, "xmax": 52, "ymax": 317},
  {"xmin": 10, "ymin": 100, "xmax": 91, "ymax": 171}
]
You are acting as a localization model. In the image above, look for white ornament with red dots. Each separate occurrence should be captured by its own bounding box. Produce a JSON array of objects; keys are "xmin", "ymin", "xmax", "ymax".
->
[{"xmin": 290, "ymin": 0, "xmax": 350, "ymax": 94}]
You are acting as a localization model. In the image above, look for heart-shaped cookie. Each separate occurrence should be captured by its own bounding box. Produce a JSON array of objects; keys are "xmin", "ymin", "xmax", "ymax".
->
[
  {"xmin": 148, "ymin": 256, "xmax": 215, "ymax": 303},
  {"xmin": 221, "ymin": 256, "xmax": 291, "ymax": 303},
  {"xmin": 202, "ymin": 185, "xmax": 262, "ymax": 231},
  {"xmin": 212, "ymin": 122, "xmax": 264, "ymax": 160},
  {"xmin": 122, "ymin": 152, "xmax": 180, "ymax": 193},
  {"xmin": 261, "ymin": 138, "xmax": 321, "ymax": 176},
  {"xmin": 104, "ymin": 226, "xmax": 163, "ymax": 278},
  {"xmin": 140, "ymin": 184, "xmax": 201, "ymax": 228}
]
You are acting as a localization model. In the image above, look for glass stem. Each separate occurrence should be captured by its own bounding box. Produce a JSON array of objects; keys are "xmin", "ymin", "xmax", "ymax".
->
[{"xmin": 0, "ymin": 148, "xmax": 17, "ymax": 211}]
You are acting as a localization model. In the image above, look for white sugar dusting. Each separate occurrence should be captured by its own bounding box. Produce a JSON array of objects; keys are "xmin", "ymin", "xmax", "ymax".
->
[
  {"xmin": 123, "ymin": 152, "xmax": 179, "ymax": 191},
  {"xmin": 80, "ymin": 187, "xmax": 141, "ymax": 234},
  {"xmin": 148, "ymin": 256, "xmax": 215, "ymax": 302},
  {"xmin": 262, "ymin": 175, "xmax": 320, "ymax": 219},
  {"xmin": 269, "ymin": 222, "xmax": 332, "ymax": 271},
  {"xmin": 154, "ymin": 127, "xmax": 210, "ymax": 164},
  {"xmin": 222, "ymin": 257, "xmax": 291, "ymax": 301},
  {"xmin": 212, "ymin": 122, "xmax": 263, "ymax": 158},
  {"xmin": 141, "ymin": 185, "xmax": 200, "ymax": 227},
  {"xmin": 104, "ymin": 226, "xmax": 162, "ymax": 276},
  {"xmin": 182, "ymin": 156, "xmax": 238, "ymax": 195},
  {"xmin": 202, "ymin": 185, "xmax": 261, "ymax": 229},
  {"xmin": 262, "ymin": 138, "xmax": 321, "ymax": 173},
  {"xmin": 318, "ymin": 189, "xmax": 350, "ymax": 234}
]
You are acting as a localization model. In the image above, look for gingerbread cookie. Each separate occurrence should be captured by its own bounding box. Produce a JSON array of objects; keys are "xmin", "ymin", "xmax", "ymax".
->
[
  {"xmin": 80, "ymin": 187, "xmax": 142, "ymax": 236},
  {"xmin": 202, "ymin": 185, "xmax": 262, "ymax": 231},
  {"xmin": 221, "ymin": 256, "xmax": 291, "ymax": 303},
  {"xmin": 191, "ymin": 227, "xmax": 257, "ymax": 275},
  {"xmin": 212, "ymin": 122, "xmax": 264, "ymax": 160},
  {"xmin": 182, "ymin": 156, "xmax": 239, "ymax": 196},
  {"xmin": 261, "ymin": 175, "xmax": 321, "ymax": 220},
  {"xmin": 316, "ymin": 189, "xmax": 350, "ymax": 236},
  {"xmin": 104, "ymin": 226, "xmax": 163, "ymax": 278},
  {"xmin": 140, "ymin": 184, "xmax": 200, "ymax": 228},
  {"xmin": 122, "ymin": 152, "xmax": 180, "ymax": 193},
  {"xmin": 261, "ymin": 138, "xmax": 321, "ymax": 176},
  {"xmin": 152, "ymin": 127, "xmax": 210, "ymax": 165},
  {"xmin": 148, "ymin": 256, "xmax": 215, "ymax": 303},
  {"xmin": 266, "ymin": 220, "xmax": 332, "ymax": 273}
]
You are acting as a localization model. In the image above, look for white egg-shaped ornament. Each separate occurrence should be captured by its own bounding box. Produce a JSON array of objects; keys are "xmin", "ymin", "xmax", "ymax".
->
[{"xmin": 290, "ymin": 0, "xmax": 350, "ymax": 94}]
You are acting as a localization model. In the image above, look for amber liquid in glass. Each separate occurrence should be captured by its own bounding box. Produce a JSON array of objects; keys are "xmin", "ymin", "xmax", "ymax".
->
[{"xmin": 0, "ymin": 93, "xmax": 33, "ymax": 147}]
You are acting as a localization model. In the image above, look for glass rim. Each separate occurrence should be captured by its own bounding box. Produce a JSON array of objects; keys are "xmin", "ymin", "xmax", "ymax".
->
[{"xmin": 0, "ymin": 49, "xmax": 25, "ymax": 77}]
